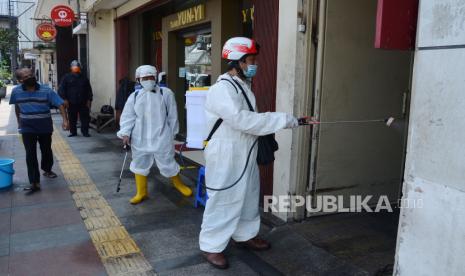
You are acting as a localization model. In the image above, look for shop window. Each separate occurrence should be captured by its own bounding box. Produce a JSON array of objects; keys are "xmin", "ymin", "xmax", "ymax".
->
[{"xmin": 184, "ymin": 33, "xmax": 212, "ymax": 87}]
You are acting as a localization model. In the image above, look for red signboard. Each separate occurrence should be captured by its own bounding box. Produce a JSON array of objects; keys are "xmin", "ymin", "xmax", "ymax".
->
[
  {"xmin": 375, "ymin": 0, "xmax": 419, "ymax": 50},
  {"xmin": 36, "ymin": 22, "xmax": 57, "ymax": 41},
  {"xmin": 51, "ymin": 5, "xmax": 75, "ymax": 27}
]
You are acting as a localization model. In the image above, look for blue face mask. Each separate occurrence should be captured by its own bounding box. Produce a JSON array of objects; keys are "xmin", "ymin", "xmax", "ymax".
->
[{"xmin": 243, "ymin": 64, "xmax": 258, "ymax": 78}]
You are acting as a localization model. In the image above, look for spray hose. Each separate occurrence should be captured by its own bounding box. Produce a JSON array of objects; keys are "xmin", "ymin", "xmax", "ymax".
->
[
  {"xmin": 178, "ymin": 139, "xmax": 258, "ymax": 192},
  {"xmin": 177, "ymin": 117, "xmax": 396, "ymax": 192}
]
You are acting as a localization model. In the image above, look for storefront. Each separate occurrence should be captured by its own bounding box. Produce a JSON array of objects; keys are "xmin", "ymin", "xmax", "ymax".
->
[
  {"xmin": 161, "ymin": 1, "xmax": 243, "ymax": 135},
  {"xmin": 113, "ymin": 0, "xmax": 280, "ymax": 196}
]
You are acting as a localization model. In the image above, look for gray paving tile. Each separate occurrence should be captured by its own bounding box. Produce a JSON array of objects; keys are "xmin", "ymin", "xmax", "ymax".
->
[
  {"xmin": 0, "ymin": 190, "xmax": 12, "ymax": 209},
  {"xmin": 291, "ymin": 212, "xmax": 398, "ymax": 275},
  {"xmin": 0, "ymin": 256, "xmax": 8, "ymax": 275},
  {"xmin": 132, "ymin": 223, "xmax": 200, "ymax": 264},
  {"xmin": 11, "ymin": 201, "xmax": 82, "ymax": 234},
  {"xmin": 10, "ymin": 223, "xmax": 90, "ymax": 254},
  {"xmin": 9, "ymin": 241, "xmax": 106, "ymax": 276},
  {"xmin": 11, "ymin": 186, "xmax": 73, "ymax": 208},
  {"xmin": 120, "ymin": 208, "xmax": 202, "ymax": 234},
  {"xmin": 107, "ymin": 194, "xmax": 179, "ymax": 218},
  {"xmin": 0, "ymin": 208, "xmax": 11, "ymax": 234},
  {"xmin": 158, "ymin": 258, "xmax": 258, "ymax": 276},
  {"xmin": 0, "ymin": 235, "xmax": 9, "ymax": 257},
  {"xmin": 255, "ymin": 226, "xmax": 369, "ymax": 276}
]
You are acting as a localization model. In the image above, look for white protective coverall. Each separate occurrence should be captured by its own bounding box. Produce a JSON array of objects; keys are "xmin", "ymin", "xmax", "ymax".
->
[
  {"xmin": 199, "ymin": 73, "xmax": 298, "ymax": 253},
  {"xmin": 117, "ymin": 84, "xmax": 180, "ymax": 177}
]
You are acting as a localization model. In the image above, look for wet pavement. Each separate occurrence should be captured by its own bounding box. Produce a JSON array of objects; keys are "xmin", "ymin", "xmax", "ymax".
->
[{"xmin": 0, "ymin": 86, "xmax": 397, "ymax": 275}]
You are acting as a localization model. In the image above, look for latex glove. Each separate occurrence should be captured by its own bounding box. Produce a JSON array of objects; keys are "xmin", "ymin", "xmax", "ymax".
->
[
  {"xmin": 298, "ymin": 117, "xmax": 319, "ymax": 125},
  {"xmin": 122, "ymin": 136, "xmax": 131, "ymax": 146}
]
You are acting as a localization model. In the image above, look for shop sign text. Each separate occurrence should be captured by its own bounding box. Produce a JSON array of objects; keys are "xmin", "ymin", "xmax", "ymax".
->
[
  {"xmin": 51, "ymin": 5, "xmax": 75, "ymax": 27},
  {"xmin": 170, "ymin": 4, "xmax": 205, "ymax": 29},
  {"xmin": 242, "ymin": 5, "xmax": 254, "ymax": 23},
  {"xmin": 36, "ymin": 23, "xmax": 57, "ymax": 41},
  {"xmin": 153, "ymin": 31, "xmax": 163, "ymax": 41}
]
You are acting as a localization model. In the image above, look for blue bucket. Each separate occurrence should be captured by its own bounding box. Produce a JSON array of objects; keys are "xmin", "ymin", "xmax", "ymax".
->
[{"xmin": 0, "ymin": 158, "xmax": 15, "ymax": 189}]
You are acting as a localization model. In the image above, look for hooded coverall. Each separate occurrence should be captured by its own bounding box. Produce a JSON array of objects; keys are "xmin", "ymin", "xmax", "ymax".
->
[
  {"xmin": 199, "ymin": 73, "xmax": 298, "ymax": 253},
  {"xmin": 117, "ymin": 85, "xmax": 179, "ymax": 177}
]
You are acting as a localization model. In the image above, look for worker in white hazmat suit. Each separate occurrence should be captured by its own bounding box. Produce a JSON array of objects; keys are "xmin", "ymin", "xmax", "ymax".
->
[
  {"xmin": 199, "ymin": 37, "xmax": 311, "ymax": 269},
  {"xmin": 117, "ymin": 65, "xmax": 192, "ymax": 204}
]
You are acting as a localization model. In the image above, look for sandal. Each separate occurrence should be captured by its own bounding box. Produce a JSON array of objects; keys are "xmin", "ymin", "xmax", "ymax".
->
[
  {"xmin": 24, "ymin": 184, "xmax": 41, "ymax": 194},
  {"xmin": 43, "ymin": 171, "xmax": 58, "ymax": 178}
]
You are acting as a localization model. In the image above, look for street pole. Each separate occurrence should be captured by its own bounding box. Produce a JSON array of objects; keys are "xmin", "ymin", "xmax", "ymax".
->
[{"xmin": 8, "ymin": 0, "xmax": 18, "ymax": 82}]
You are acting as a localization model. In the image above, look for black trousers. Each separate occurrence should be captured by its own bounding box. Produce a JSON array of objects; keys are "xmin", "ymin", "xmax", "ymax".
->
[
  {"xmin": 22, "ymin": 133, "xmax": 53, "ymax": 184},
  {"xmin": 68, "ymin": 104, "xmax": 90, "ymax": 135}
]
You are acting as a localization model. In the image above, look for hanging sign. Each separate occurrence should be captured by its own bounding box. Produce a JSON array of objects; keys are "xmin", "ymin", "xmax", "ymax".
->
[
  {"xmin": 51, "ymin": 5, "xmax": 75, "ymax": 27},
  {"xmin": 36, "ymin": 23, "xmax": 57, "ymax": 41}
]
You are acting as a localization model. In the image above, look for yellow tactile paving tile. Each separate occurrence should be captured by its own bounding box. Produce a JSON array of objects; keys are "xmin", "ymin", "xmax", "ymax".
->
[
  {"xmin": 84, "ymin": 216, "xmax": 122, "ymax": 231},
  {"xmin": 80, "ymin": 205, "xmax": 116, "ymax": 220},
  {"xmin": 103, "ymin": 254, "xmax": 155, "ymax": 276},
  {"xmin": 95, "ymin": 239, "xmax": 140, "ymax": 258},
  {"xmin": 69, "ymin": 184, "xmax": 98, "ymax": 193},
  {"xmin": 67, "ymin": 178, "xmax": 93, "ymax": 186},
  {"xmin": 90, "ymin": 226, "xmax": 131, "ymax": 243},
  {"xmin": 72, "ymin": 190, "xmax": 102, "ymax": 200},
  {"xmin": 51, "ymin": 129, "xmax": 156, "ymax": 275},
  {"xmin": 75, "ymin": 197, "xmax": 110, "ymax": 209}
]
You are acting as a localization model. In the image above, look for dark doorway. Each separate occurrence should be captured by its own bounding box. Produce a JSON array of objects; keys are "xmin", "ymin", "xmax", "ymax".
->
[{"xmin": 55, "ymin": 26, "xmax": 78, "ymax": 84}]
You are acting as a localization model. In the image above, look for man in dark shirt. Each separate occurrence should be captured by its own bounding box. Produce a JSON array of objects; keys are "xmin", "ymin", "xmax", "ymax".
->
[
  {"xmin": 10, "ymin": 68, "xmax": 69, "ymax": 193},
  {"xmin": 58, "ymin": 60, "xmax": 93, "ymax": 137}
]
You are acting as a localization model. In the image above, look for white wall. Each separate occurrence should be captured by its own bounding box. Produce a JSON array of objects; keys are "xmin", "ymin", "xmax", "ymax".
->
[
  {"xmin": 395, "ymin": 0, "xmax": 465, "ymax": 275},
  {"xmin": 273, "ymin": 0, "xmax": 299, "ymax": 221},
  {"xmin": 87, "ymin": 9, "xmax": 115, "ymax": 111},
  {"xmin": 116, "ymin": 0, "xmax": 151, "ymax": 17},
  {"xmin": 82, "ymin": 0, "xmax": 98, "ymax": 11},
  {"xmin": 35, "ymin": 51, "xmax": 56, "ymax": 88}
]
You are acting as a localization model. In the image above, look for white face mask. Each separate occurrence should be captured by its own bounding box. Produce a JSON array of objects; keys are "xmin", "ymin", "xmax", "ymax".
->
[{"xmin": 140, "ymin": 80, "xmax": 156, "ymax": 91}]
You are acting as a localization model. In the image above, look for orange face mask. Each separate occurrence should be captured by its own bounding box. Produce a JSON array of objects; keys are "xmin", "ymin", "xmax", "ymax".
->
[{"xmin": 71, "ymin": 66, "xmax": 81, "ymax": 73}]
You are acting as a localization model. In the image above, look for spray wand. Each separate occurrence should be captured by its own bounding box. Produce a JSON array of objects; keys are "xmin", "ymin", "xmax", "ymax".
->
[{"xmin": 298, "ymin": 117, "xmax": 396, "ymax": 127}]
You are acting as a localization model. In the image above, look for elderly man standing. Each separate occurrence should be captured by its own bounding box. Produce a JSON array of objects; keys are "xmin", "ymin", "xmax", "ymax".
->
[
  {"xmin": 58, "ymin": 60, "xmax": 93, "ymax": 137},
  {"xmin": 10, "ymin": 68, "xmax": 69, "ymax": 193}
]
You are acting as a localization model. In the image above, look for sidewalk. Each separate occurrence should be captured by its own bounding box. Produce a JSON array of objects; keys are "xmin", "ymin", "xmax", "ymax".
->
[{"xmin": 0, "ymin": 89, "xmax": 106, "ymax": 276}]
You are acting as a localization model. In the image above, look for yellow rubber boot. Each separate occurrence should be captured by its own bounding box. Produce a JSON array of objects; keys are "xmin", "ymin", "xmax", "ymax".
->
[
  {"xmin": 130, "ymin": 174, "xmax": 148, "ymax": 205},
  {"xmin": 171, "ymin": 174, "xmax": 192, "ymax": 197}
]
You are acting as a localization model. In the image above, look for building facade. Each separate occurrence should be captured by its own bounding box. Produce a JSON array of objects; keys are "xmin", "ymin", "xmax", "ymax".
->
[{"xmin": 32, "ymin": 0, "xmax": 465, "ymax": 274}]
